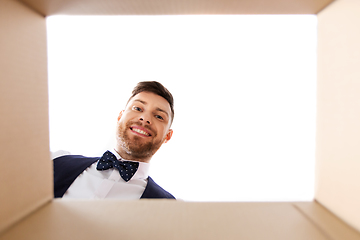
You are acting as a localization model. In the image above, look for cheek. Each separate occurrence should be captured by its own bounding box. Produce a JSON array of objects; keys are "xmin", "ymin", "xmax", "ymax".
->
[
  {"xmin": 121, "ymin": 111, "xmax": 139, "ymax": 123},
  {"xmin": 157, "ymin": 126, "xmax": 170, "ymax": 139},
  {"xmin": 117, "ymin": 118, "xmax": 128, "ymax": 131},
  {"xmin": 118, "ymin": 112, "xmax": 132, "ymax": 125}
]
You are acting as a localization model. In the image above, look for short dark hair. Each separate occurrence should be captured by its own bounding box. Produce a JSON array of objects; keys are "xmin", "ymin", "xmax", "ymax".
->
[{"xmin": 129, "ymin": 81, "xmax": 174, "ymax": 124}]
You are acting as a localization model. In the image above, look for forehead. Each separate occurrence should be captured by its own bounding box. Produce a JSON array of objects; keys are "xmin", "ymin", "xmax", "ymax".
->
[{"xmin": 128, "ymin": 92, "xmax": 171, "ymax": 112}]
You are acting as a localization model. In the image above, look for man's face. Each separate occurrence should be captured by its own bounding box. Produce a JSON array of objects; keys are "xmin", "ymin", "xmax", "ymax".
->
[{"xmin": 115, "ymin": 91, "xmax": 173, "ymax": 162}]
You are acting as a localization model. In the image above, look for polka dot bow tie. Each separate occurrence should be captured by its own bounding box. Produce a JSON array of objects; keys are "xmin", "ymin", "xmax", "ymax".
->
[{"xmin": 96, "ymin": 151, "xmax": 139, "ymax": 182}]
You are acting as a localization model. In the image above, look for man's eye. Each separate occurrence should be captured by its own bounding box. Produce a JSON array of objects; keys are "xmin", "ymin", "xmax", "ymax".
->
[
  {"xmin": 133, "ymin": 106, "xmax": 142, "ymax": 111},
  {"xmin": 155, "ymin": 115, "xmax": 164, "ymax": 120}
]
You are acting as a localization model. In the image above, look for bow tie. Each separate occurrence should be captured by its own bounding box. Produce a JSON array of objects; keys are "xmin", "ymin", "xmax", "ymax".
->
[{"xmin": 96, "ymin": 151, "xmax": 139, "ymax": 182}]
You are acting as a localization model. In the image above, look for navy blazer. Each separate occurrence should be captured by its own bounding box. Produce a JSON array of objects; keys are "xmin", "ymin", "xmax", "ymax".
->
[{"xmin": 53, "ymin": 155, "xmax": 175, "ymax": 199}]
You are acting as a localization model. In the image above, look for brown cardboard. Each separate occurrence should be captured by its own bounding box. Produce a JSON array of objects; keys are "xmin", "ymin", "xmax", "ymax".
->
[
  {"xmin": 19, "ymin": 0, "xmax": 333, "ymax": 15},
  {"xmin": 0, "ymin": 200, "xmax": 336, "ymax": 240},
  {"xmin": 0, "ymin": 0, "xmax": 51, "ymax": 234},
  {"xmin": 316, "ymin": 0, "xmax": 360, "ymax": 232},
  {"xmin": 295, "ymin": 201, "xmax": 360, "ymax": 240},
  {"xmin": 1, "ymin": 0, "xmax": 360, "ymax": 238}
]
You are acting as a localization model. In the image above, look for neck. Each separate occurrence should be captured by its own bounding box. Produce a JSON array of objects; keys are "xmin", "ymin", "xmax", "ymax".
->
[{"xmin": 114, "ymin": 147, "xmax": 152, "ymax": 163}]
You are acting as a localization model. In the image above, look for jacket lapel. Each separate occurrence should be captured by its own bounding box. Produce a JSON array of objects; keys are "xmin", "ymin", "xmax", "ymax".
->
[{"xmin": 140, "ymin": 176, "xmax": 175, "ymax": 199}]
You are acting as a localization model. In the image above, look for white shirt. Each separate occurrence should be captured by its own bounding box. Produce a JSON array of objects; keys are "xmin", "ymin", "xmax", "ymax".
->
[{"xmin": 63, "ymin": 150, "xmax": 150, "ymax": 200}]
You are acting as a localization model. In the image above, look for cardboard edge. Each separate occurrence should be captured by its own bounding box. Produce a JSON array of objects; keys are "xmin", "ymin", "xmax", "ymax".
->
[
  {"xmin": 0, "ymin": 0, "xmax": 51, "ymax": 234},
  {"xmin": 0, "ymin": 198, "xmax": 52, "ymax": 236},
  {"xmin": 292, "ymin": 202, "xmax": 334, "ymax": 239},
  {"xmin": 293, "ymin": 201, "xmax": 360, "ymax": 240},
  {"xmin": 0, "ymin": 200, "xmax": 341, "ymax": 239},
  {"xmin": 19, "ymin": 0, "xmax": 335, "ymax": 16},
  {"xmin": 315, "ymin": 0, "xmax": 360, "ymax": 233},
  {"xmin": 17, "ymin": 0, "xmax": 46, "ymax": 17},
  {"xmin": 315, "ymin": 0, "xmax": 335, "ymax": 14}
]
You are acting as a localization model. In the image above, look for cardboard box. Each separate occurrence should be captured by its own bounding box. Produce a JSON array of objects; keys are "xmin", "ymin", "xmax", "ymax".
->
[
  {"xmin": 1, "ymin": 200, "xmax": 360, "ymax": 240},
  {"xmin": 1, "ymin": 0, "xmax": 360, "ymax": 239}
]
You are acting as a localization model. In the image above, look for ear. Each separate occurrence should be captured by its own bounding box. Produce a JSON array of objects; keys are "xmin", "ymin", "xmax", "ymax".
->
[
  {"xmin": 117, "ymin": 110, "xmax": 124, "ymax": 121},
  {"xmin": 164, "ymin": 129, "xmax": 173, "ymax": 143}
]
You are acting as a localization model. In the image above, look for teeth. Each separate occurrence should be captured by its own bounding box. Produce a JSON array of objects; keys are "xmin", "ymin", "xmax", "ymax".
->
[{"xmin": 132, "ymin": 128, "xmax": 150, "ymax": 136}]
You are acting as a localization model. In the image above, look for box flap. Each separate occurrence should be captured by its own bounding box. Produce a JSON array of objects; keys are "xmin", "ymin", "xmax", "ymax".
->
[
  {"xmin": 0, "ymin": 0, "xmax": 52, "ymax": 234},
  {"xmin": 316, "ymin": 0, "xmax": 360, "ymax": 232},
  {"xmin": 0, "ymin": 200, "xmax": 335, "ymax": 240},
  {"xmin": 19, "ymin": 0, "xmax": 333, "ymax": 16}
]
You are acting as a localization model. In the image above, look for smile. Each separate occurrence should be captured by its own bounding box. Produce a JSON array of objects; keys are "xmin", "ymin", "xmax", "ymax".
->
[{"xmin": 130, "ymin": 127, "xmax": 151, "ymax": 136}]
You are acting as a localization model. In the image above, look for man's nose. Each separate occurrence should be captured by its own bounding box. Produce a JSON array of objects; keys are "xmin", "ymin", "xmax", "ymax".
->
[{"xmin": 139, "ymin": 114, "xmax": 151, "ymax": 125}]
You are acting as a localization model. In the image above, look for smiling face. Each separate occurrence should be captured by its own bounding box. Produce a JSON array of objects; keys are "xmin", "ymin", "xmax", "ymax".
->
[{"xmin": 115, "ymin": 91, "xmax": 173, "ymax": 162}]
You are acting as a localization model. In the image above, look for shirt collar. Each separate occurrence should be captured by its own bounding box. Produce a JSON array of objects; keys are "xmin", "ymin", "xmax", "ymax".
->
[{"xmin": 109, "ymin": 149, "xmax": 150, "ymax": 180}]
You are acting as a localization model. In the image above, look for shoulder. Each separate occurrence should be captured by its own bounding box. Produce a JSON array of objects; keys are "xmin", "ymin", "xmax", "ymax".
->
[
  {"xmin": 53, "ymin": 155, "xmax": 99, "ymax": 166},
  {"xmin": 53, "ymin": 155, "xmax": 100, "ymax": 198},
  {"xmin": 53, "ymin": 155, "xmax": 99, "ymax": 177},
  {"xmin": 141, "ymin": 176, "xmax": 176, "ymax": 199}
]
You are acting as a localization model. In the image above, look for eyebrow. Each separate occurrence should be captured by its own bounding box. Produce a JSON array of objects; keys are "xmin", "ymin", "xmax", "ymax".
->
[
  {"xmin": 134, "ymin": 99, "xmax": 147, "ymax": 105},
  {"xmin": 134, "ymin": 99, "xmax": 169, "ymax": 117},
  {"xmin": 156, "ymin": 107, "xmax": 169, "ymax": 117}
]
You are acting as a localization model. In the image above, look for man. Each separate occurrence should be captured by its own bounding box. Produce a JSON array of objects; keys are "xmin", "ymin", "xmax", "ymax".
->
[{"xmin": 53, "ymin": 81, "xmax": 175, "ymax": 199}]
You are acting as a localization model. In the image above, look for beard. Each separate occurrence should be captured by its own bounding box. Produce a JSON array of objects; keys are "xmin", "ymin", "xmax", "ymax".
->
[{"xmin": 116, "ymin": 120, "xmax": 163, "ymax": 160}]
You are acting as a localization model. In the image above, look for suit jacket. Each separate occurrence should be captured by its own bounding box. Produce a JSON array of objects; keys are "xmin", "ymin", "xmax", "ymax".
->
[{"xmin": 53, "ymin": 155, "xmax": 175, "ymax": 199}]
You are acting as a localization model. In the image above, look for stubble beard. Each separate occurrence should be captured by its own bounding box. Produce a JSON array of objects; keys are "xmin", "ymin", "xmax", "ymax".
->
[{"xmin": 116, "ymin": 121, "xmax": 163, "ymax": 160}]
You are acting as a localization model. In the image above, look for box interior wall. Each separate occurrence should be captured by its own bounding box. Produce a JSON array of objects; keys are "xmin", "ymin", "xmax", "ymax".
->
[{"xmin": 1, "ymin": 0, "xmax": 360, "ymax": 238}]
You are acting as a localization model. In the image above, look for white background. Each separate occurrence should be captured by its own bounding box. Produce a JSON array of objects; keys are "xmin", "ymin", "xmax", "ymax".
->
[{"xmin": 47, "ymin": 15, "xmax": 317, "ymax": 201}]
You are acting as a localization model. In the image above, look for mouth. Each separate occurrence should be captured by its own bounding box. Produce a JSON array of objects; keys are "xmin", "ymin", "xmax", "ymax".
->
[{"xmin": 130, "ymin": 126, "xmax": 152, "ymax": 137}]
